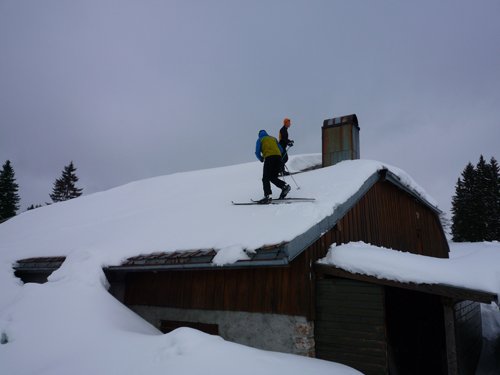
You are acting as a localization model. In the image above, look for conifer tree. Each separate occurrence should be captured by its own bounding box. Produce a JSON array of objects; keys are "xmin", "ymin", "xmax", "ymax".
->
[
  {"xmin": 474, "ymin": 155, "xmax": 489, "ymax": 240},
  {"xmin": 26, "ymin": 204, "xmax": 44, "ymax": 211},
  {"xmin": 485, "ymin": 157, "xmax": 500, "ymax": 240},
  {"xmin": 0, "ymin": 160, "xmax": 20, "ymax": 221},
  {"xmin": 451, "ymin": 156, "xmax": 500, "ymax": 242},
  {"xmin": 50, "ymin": 161, "xmax": 83, "ymax": 202},
  {"xmin": 451, "ymin": 162, "xmax": 476, "ymax": 241}
]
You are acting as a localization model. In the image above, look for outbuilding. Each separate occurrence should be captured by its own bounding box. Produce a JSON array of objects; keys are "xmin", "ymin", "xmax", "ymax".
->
[{"xmin": 13, "ymin": 115, "xmax": 497, "ymax": 374}]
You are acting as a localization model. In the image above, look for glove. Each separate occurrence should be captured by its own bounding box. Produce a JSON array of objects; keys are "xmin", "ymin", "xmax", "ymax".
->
[{"xmin": 288, "ymin": 140, "xmax": 294, "ymax": 147}]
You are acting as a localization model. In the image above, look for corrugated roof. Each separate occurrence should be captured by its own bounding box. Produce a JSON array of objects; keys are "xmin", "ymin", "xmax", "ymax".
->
[{"xmin": 14, "ymin": 256, "xmax": 66, "ymax": 272}]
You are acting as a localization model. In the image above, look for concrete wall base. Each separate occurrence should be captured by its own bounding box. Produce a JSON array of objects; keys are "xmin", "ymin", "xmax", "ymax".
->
[{"xmin": 130, "ymin": 305, "xmax": 315, "ymax": 357}]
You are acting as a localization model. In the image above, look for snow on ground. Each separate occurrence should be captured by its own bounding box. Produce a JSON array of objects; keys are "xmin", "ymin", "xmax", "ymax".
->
[
  {"xmin": 477, "ymin": 302, "xmax": 500, "ymax": 374},
  {"xmin": 0, "ymin": 274, "xmax": 361, "ymax": 375},
  {"xmin": 0, "ymin": 155, "xmax": 498, "ymax": 374}
]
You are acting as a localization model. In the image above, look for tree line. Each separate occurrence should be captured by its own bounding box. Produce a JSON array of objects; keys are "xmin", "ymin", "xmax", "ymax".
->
[
  {"xmin": 451, "ymin": 155, "xmax": 499, "ymax": 242},
  {"xmin": 0, "ymin": 161, "xmax": 82, "ymax": 222}
]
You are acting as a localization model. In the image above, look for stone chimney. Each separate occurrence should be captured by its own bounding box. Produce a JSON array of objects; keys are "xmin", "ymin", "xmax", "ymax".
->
[{"xmin": 322, "ymin": 114, "xmax": 360, "ymax": 167}]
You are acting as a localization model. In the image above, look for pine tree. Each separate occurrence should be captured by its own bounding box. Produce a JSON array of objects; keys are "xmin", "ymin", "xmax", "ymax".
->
[
  {"xmin": 451, "ymin": 156, "xmax": 500, "ymax": 242},
  {"xmin": 26, "ymin": 204, "xmax": 44, "ymax": 211},
  {"xmin": 50, "ymin": 161, "xmax": 83, "ymax": 202},
  {"xmin": 486, "ymin": 157, "xmax": 500, "ymax": 240},
  {"xmin": 451, "ymin": 163, "xmax": 473, "ymax": 241},
  {"xmin": 0, "ymin": 160, "xmax": 21, "ymax": 221},
  {"xmin": 474, "ymin": 155, "xmax": 489, "ymax": 240}
]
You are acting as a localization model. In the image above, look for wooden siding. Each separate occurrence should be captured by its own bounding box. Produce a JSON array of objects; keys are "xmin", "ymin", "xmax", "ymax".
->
[
  {"xmin": 315, "ymin": 278, "xmax": 387, "ymax": 375},
  {"xmin": 125, "ymin": 249, "xmax": 315, "ymax": 317},
  {"xmin": 332, "ymin": 180, "xmax": 449, "ymax": 258}
]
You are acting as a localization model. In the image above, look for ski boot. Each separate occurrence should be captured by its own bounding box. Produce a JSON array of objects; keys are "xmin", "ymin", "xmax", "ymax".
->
[
  {"xmin": 257, "ymin": 195, "xmax": 272, "ymax": 204},
  {"xmin": 279, "ymin": 184, "xmax": 291, "ymax": 199}
]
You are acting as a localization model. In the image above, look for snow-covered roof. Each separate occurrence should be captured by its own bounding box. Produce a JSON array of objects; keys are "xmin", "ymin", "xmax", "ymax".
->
[
  {"xmin": 1, "ymin": 156, "xmax": 499, "ymax": 375},
  {"xmin": 319, "ymin": 242, "xmax": 500, "ymax": 302},
  {"xmin": 0, "ymin": 156, "xmax": 436, "ymax": 272}
]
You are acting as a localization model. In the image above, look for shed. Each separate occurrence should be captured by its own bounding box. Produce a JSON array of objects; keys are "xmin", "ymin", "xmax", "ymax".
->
[
  {"xmin": 8, "ymin": 115, "xmax": 498, "ymax": 374},
  {"xmin": 14, "ymin": 162, "xmax": 497, "ymax": 375},
  {"xmin": 108, "ymin": 167, "xmax": 495, "ymax": 374}
]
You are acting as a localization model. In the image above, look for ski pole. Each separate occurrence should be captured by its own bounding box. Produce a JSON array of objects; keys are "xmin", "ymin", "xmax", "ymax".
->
[
  {"xmin": 281, "ymin": 144, "xmax": 300, "ymax": 190},
  {"xmin": 283, "ymin": 164, "xmax": 300, "ymax": 190},
  {"xmin": 281, "ymin": 144, "xmax": 292, "ymax": 161}
]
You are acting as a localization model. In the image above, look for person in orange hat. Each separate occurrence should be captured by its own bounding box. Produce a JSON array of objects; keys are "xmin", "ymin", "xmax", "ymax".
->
[{"xmin": 278, "ymin": 118, "xmax": 294, "ymax": 175}]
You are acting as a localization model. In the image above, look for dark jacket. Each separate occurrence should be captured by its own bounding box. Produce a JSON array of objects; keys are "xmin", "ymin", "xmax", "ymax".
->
[{"xmin": 279, "ymin": 126, "xmax": 289, "ymax": 150}]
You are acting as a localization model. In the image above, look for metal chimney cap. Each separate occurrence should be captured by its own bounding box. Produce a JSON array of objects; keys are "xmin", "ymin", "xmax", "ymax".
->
[{"xmin": 323, "ymin": 114, "xmax": 359, "ymax": 129}]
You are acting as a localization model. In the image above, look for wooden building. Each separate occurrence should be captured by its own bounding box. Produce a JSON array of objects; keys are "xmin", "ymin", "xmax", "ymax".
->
[{"xmin": 14, "ymin": 115, "xmax": 497, "ymax": 374}]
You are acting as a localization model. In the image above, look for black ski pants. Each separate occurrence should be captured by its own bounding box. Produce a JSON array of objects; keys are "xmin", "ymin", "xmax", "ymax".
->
[{"xmin": 262, "ymin": 155, "xmax": 286, "ymax": 196}]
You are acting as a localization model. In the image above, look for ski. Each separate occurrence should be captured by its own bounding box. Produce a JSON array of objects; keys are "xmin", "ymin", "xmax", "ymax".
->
[
  {"xmin": 252, "ymin": 197, "xmax": 315, "ymax": 203},
  {"xmin": 232, "ymin": 197, "xmax": 315, "ymax": 205}
]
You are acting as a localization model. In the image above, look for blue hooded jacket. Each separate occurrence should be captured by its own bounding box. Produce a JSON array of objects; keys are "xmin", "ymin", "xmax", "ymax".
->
[{"xmin": 255, "ymin": 130, "xmax": 283, "ymax": 162}]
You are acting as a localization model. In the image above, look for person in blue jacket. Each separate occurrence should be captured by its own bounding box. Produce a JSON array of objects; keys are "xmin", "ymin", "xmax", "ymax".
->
[{"xmin": 255, "ymin": 130, "xmax": 291, "ymax": 204}]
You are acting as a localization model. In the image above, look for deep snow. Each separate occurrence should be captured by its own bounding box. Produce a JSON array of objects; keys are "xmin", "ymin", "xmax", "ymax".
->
[
  {"xmin": 0, "ymin": 155, "xmax": 498, "ymax": 374},
  {"xmin": 319, "ymin": 241, "xmax": 500, "ymax": 298}
]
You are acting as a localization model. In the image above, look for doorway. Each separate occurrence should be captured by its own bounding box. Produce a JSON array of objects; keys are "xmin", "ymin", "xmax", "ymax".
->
[{"xmin": 385, "ymin": 287, "xmax": 447, "ymax": 374}]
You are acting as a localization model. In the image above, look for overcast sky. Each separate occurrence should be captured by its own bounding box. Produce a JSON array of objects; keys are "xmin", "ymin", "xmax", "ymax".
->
[{"xmin": 1, "ymin": 0, "xmax": 499, "ymax": 221}]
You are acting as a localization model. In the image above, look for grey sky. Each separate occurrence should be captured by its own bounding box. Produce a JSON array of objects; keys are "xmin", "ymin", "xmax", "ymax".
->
[{"xmin": 1, "ymin": 0, "xmax": 499, "ymax": 221}]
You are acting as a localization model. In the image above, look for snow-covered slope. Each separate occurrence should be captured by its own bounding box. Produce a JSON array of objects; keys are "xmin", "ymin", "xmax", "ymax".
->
[
  {"xmin": 4, "ymin": 155, "xmax": 409, "ymax": 375},
  {"xmin": 0, "ymin": 274, "xmax": 361, "ymax": 375},
  {"xmin": 0, "ymin": 156, "xmax": 431, "ymax": 269},
  {"xmin": 0, "ymin": 155, "xmax": 498, "ymax": 375}
]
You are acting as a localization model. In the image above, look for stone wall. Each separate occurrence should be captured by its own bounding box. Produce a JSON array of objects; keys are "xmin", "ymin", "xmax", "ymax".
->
[{"xmin": 130, "ymin": 305, "xmax": 315, "ymax": 357}]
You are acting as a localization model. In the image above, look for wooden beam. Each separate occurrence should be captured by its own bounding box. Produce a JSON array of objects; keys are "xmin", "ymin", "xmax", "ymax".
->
[
  {"xmin": 315, "ymin": 264, "xmax": 497, "ymax": 304},
  {"xmin": 442, "ymin": 297, "xmax": 458, "ymax": 375}
]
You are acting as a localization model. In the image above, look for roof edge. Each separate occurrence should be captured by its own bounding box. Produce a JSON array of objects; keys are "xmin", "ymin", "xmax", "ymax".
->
[
  {"xmin": 315, "ymin": 263, "xmax": 497, "ymax": 304},
  {"xmin": 105, "ymin": 257, "xmax": 289, "ymax": 272},
  {"xmin": 285, "ymin": 170, "xmax": 381, "ymax": 261},
  {"xmin": 383, "ymin": 169, "xmax": 441, "ymax": 214}
]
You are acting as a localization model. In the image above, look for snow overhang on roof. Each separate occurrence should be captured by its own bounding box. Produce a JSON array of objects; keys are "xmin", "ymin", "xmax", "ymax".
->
[
  {"xmin": 106, "ymin": 244, "xmax": 290, "ymax": 272},
  {"xmin": 315, "ymin": 263, "xmax": 498, "ymax": 304}
]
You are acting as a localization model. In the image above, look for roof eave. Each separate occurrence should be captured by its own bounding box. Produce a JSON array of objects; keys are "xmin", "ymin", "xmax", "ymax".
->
[
  {"xmin": 315, "ymin": 263, "xmax": 498, "ymax": 304},
  {"xmin": 105, "ymin": 257, "xmax": 290, "ymax": 272},
  {"xmin": 382, "ymin": 169, "xmax": 441, "ymax": 214},
  {"xmin": 285, "ymin": 170, "xmax": 381, "ymax": 261}
]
